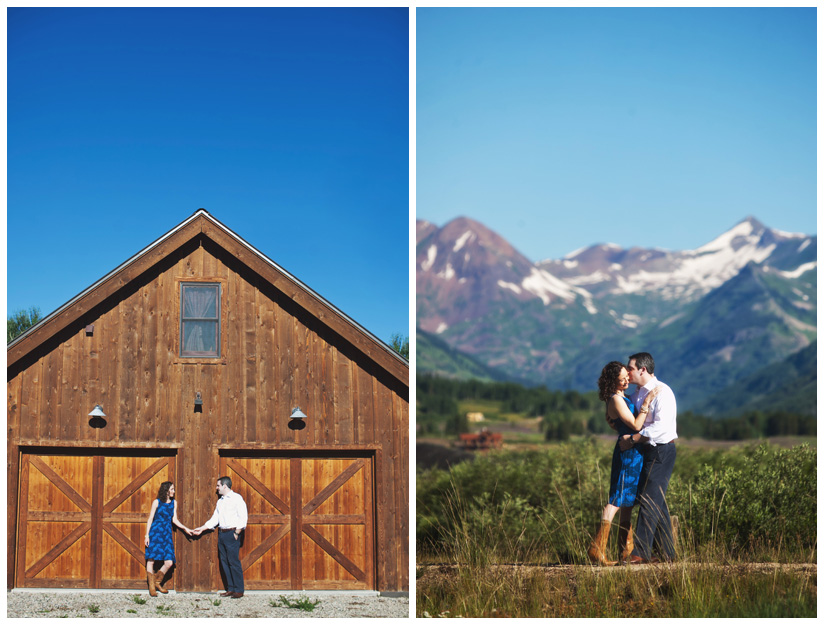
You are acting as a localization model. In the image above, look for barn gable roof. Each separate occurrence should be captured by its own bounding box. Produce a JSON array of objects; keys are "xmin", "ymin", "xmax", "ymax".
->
[{"xmin": 8, "ymin": 210, "xmax": 408, "ymax": 384}]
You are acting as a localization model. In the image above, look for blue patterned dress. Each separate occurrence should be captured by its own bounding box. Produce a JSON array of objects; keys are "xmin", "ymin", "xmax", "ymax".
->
[
  {"xmin": 145, "ymin": 499, "xmax": 176, "ymax": 563},
  {"xmin": 608, "ymin": 396, "xmax": 644, "ymax": 507}
]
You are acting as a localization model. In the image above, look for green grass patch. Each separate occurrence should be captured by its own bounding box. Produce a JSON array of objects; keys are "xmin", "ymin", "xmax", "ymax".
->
[{"xmin": 270, "ymin": 595, "xmax": 321, "ymax": 612}]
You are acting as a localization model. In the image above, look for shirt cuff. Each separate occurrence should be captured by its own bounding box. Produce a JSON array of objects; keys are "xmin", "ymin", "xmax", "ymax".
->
[{"xmin": 638, "ymin": 428, "xmax": 656, "ymax": 445}]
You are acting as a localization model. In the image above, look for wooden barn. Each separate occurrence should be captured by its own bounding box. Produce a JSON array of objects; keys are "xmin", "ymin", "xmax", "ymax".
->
[{"xmin": 7, "ymin": 210, "xmax": 409, "ymax": 593}]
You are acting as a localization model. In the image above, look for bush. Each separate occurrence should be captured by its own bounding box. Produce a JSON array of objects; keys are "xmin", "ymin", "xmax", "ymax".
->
[
  {"xmin": 669, "ymin": 443, "xmax": 816, "ymax": 555},
  {"xmin": 417, "ymin": 442, "xmax": 816, "ymax": 562}
]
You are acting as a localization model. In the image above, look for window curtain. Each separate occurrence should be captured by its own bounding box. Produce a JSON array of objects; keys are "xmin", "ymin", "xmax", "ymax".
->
[{"xmin": 183, "ymin": 287, "xmax": 217, "ymax": 354}]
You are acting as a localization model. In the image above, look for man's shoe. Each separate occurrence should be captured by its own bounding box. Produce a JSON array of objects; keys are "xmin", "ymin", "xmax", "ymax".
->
[
  {"xmin": 628, "ymin": 555, "xmax": 648, "ymax": 565},
  {"xmin": 230, "ymin": 592, "xmax": 244, "ymax": 599},
  {"xmin": 220, "ymin": 591, "xmax": 233, "ymax": 597}
]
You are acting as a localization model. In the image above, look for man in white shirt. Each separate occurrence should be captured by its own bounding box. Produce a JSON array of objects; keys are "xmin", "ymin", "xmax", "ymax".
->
[
  {"xmin": 618, "ymin": 352, "xmax": 677, "ymax": 563},
  {"xmin": 194, "ymin": 477, "xmax": 248, "ymax": 597}
]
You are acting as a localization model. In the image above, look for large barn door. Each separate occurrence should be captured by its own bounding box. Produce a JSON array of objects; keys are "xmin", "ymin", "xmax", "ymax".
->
[
  {"xmin": 221, "ymin": 454, "xmax": 374, "ymax": 590},
  {"xmin": 101, "ymin": 456, "xmax": 176, "ymax": 588},
  {"xmin": 16, "ymin": 451, "xmax": 175, "ymax": 589}
]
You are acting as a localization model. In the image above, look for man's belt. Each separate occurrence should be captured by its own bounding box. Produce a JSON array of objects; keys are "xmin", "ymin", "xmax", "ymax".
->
[{"xmin": 643, "ymin": 439, "xmax": 676, "ymax": 447}]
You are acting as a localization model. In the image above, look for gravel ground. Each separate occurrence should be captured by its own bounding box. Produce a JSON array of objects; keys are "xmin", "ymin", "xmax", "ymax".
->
[{"xmin": 7, "ymin": 590, "xmax": 409, "ymax": 619}]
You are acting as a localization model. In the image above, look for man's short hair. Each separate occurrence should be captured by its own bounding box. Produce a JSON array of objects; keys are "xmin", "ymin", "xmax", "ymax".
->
[
  {"xmin": 629, "ymin": 352, "xmax": 655, "ymax": 375},
  {"xmin": 218, "ymin": 476, "xmax": 232, "ymax": 489}
]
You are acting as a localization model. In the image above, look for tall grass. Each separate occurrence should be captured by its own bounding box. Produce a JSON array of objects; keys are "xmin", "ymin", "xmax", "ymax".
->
[
  {"xmin": 418, "ymin": 440, "xmax": 816, "ymax": 563},
  {"xmin": 417, "ymin": 561, "xmax": 817, "ymax": 618},
  {"xmin": 416, "ymin": 440, "xmax": 816, "ymax": 617}
]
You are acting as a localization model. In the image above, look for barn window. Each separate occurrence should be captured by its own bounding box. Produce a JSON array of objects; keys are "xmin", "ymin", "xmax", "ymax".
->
[{"xmin": 180, "ymin": 283, "xmax": 221, "ymax": 357}]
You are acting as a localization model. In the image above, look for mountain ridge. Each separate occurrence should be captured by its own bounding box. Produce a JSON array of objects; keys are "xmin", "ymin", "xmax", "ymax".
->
[{"xmin": 416, "ymin": 216, "xmax": 816, "ymax": 411}]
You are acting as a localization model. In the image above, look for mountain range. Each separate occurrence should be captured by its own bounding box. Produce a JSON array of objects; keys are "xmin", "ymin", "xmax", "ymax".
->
[{"xmin": 416, "ymin": 216, "xmax": 816, "ymax": 411}]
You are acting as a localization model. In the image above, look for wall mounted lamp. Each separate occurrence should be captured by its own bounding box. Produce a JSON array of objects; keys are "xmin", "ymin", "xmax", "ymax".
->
[
  {"xmin": 88, "ymin": 404, "xmax": 107, "ymax": 428},
  {"xmin": 194, "ymin": 392, "xmax": 203, "ymax": 413},
  {"xmin": 288, "ymin": 406, "xmax": 307, "ymax": 431}
]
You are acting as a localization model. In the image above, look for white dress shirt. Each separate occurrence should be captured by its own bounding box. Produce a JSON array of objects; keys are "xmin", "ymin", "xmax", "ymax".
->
[
  {"xmin": 630, "ymin": 376, "xmax": 678, "ymax": 446},
  {"xmin": 204, "ymin": 490, "xmax": 248, "ymax": 531}
]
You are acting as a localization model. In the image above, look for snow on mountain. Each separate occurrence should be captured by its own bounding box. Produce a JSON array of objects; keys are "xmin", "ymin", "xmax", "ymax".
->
[
  {"xmin": 416, "ymin": 217, "xmax": 596, "ymax": 316},
  {"xmin": 778, "ymin": 261, "xmax": 817, "ymax": 279},
  {"xmin": 453, "ymin": 230, "xmax": 475, "ymax": 252},
  {"xmin": 541, "ymin": 216, "xmax": 814, "ymax": 302},
  {"xmin": 417, "ymin": 215, "xmax": 815, "ymax": 341},
  {"xmin": 521, "ymin": 267, "xmax": 597, "ymax": 313},
  {"xmin": 416, "ymin": 215, "xmax": 815, "ymax": 404}
]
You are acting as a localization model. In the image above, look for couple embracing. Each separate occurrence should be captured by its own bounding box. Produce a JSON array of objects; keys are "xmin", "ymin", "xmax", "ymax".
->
[{"xmin": 588, "ymin": 352, "xmax": 678, "ymax": 566}]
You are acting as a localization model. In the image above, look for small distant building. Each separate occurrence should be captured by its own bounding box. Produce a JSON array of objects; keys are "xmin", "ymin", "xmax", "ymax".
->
[
  {"xmin": 458, "ymin": 428, "xmax": 503, "ymax": 451},
  {"xmin": 466, "ymin": 412, "xmax": 485, "ymax": 423}
]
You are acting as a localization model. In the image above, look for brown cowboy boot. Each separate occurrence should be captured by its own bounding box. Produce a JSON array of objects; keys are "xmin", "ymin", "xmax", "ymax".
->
[
  {"xmin": 617, "ymin": 520, "xmax": 634, "ymax": 564},
  {"xmin": 155, "ymin": 570, "xmax": 169, "ymax": 593},
  {"xmin": 587, "ymin": 520, "xmax": 617, "ymax": 566},
  {"xmin": 146, "ymin": 571, "xmax": 157, "ymax": 597}
]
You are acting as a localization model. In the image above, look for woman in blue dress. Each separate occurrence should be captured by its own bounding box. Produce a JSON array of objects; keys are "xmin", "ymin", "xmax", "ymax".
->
[
  {"xmin": 587, "ymin": 361, "xmax": 660, "ymax": 565},
  {"xmin": 145, "ymin": 481, "xmax": 194, "ymax": 596}
]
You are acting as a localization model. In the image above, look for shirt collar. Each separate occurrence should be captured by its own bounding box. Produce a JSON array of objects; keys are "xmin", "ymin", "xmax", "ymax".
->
[{"xmin": 642, "ymin": 376, "xmax": 658, "ymax": 391}]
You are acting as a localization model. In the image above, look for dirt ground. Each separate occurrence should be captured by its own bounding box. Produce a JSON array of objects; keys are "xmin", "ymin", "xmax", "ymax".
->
[{"xmin": 417, "ymin": 561, "xmax": 817, "ymax": 586}]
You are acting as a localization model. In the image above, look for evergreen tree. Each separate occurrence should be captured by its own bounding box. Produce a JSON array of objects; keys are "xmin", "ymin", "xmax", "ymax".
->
[
  {"xmin": 389, "ymin": 333, "xmax": 409, "ymax": 359},
  {"xmin": 8, "ymin": 306, "xmax": 42, "ymax": 343}
]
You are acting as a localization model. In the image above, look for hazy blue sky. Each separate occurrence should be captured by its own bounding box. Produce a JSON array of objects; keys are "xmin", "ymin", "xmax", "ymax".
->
[
  {"xmin": 417, "ymin": 7, "xmax": 816, "ymax": 262},
  {"xmin": 8, "ymin": 7, "xmax": 409, "ymax": 345}
]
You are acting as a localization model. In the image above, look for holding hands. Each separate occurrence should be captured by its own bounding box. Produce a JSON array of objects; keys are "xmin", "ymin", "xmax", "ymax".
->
[{"xmin": 175, "ymin": 525, "xmax": 202, "ymax": 537}]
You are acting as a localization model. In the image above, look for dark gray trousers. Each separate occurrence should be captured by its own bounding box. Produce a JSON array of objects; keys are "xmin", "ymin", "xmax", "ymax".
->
[
  {"xmin": 218, "ymin": 531, "xmax": 244, "ymax": 592},
  {"xmin": 632, "ymin": 441, "xmax": 676, "ymax": 561}
]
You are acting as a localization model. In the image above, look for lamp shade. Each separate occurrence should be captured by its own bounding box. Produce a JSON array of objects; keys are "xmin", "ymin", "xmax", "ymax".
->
[
  {"xmin": 88, "ymin": 404, "xmax": 106, "ymax": 418},
  {"xmin": 289, "ymin": 407, "xmax": 307, "ymax": 420}
]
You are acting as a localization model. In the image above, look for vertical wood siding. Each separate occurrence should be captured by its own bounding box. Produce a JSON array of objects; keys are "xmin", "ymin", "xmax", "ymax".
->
[{"xmin": 7, "ymin": 237, "xmax": 408, "ymax": 591}]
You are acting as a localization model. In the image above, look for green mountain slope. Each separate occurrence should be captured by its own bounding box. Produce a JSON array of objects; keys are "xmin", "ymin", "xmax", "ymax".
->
[
  {"xmin": 636, "ymin": 262, "xmax": 815, "ymax": 409},
  {"xmin": 691, "ymin": 341, "xmax": 816, "ymax": 417},
  {"xmin": 416, "ymin": 328, "xmax": 509, "ymax": 382}
]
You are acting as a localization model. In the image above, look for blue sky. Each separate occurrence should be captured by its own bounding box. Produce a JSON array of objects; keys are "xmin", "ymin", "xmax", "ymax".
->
[
  {"xmin": 417, "ymin": 7, "xmax": 816, "ymax": 262},
  {"xmin": 7, "ymin": 7, "xmax": 409, "ymax": 345}
]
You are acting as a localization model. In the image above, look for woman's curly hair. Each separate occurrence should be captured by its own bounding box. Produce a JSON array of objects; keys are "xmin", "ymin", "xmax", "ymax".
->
[
  {"xmin": 157, "ymin": 481, "xmax": 173, "ymax": 502},
  {"xmin": 598, "ymin": 361, "xmax": 626, "ymax": 402}
]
